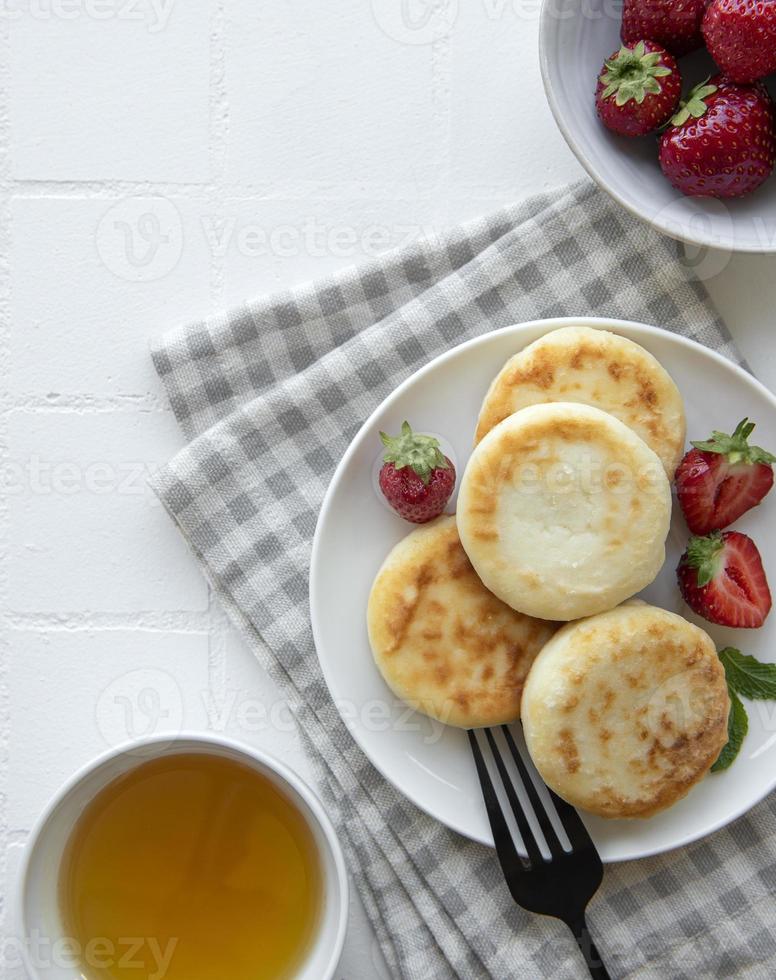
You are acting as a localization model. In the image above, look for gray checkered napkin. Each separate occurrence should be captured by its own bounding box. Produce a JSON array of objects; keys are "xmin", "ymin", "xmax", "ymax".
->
[{"xmin": 150, "ymin": 181, "xmax": 776, "ymax": 980}]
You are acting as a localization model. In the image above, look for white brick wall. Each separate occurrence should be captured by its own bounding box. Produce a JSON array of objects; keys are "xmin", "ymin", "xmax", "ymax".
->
[
  {"xmin": 2, "ymin": 3, "xmax": 776, "ymax": 979},
  {"xmin": 9, "ymin": 5, "xmax": 210, "ymax": 182},
  {"xmin": 9, "ymin": 197, "xmax": 214, "ymax": 395}
]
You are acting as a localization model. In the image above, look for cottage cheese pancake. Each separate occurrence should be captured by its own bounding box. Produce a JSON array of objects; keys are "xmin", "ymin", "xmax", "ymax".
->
[
  {"xmin": 521, "ymin": 604, "xmax": 729, "ymax": 819},
  {"xmin": 457, "ymin": 402, "xmax": 672, "ymax": 621},
  {"xmin": 475, "ymin": 326, "xmax": 686, "ymax": 478},
  {"xmin": 367, "ymin": 516, "xmax": 557, "ymax": 729}
]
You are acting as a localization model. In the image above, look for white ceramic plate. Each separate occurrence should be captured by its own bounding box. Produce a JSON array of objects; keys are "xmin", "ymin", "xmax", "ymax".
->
[
  {"xmin": 539, "ymin": 0, "xmax": 776, "ymax": 253},
  {"xmin": 310, "ymin": 318, "xmax": 776, "ymax": 862}
]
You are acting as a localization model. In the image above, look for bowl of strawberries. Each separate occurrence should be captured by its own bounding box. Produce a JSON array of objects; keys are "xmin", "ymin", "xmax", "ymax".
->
[{"xmin": 539, "ymin": 0, "xmax": 776, "ymax": 252}]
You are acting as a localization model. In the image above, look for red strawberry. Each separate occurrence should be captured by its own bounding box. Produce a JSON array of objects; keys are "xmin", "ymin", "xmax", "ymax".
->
[
  {"xmin": 622, "ymin": 0, "xmax": 707, "ymax": 55},
  {"xmin": 678, "ymin": 531, "xmax": 772, "ymax": 628},
  {"xmin": 676, "ymin": 418, "xmax": 775, "ymax": 534},
  {"xmin": 595, "ymin": 41, "xmax": 681, "ymax": 137},
  {"xmin": 703, "ymin": 0, "xmax": 776, "ymax": 84},
  {"xmin": 659, "ymin": 76, "xmax": 776, "ymax": 198},
  {"xmin": 378, "ymin": 422, "xmax": 455, "ymax": 524}
]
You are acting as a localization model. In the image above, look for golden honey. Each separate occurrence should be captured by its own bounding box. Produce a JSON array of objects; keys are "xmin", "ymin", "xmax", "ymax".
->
[{"xmin": 58, "ymin": 752, "xmax": 323, "ymax": 980}]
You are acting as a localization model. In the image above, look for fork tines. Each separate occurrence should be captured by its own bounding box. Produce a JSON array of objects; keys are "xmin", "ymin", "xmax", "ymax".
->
[{"xmin": 469, "ymin": 725, "xmax": 593, "ymax": 866}]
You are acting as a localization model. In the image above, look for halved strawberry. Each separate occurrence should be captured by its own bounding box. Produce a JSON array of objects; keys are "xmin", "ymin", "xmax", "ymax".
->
[
  {"xmin": 677, "ymin": 531, "xmax": 772, "ymax": 629},
  {"xmin": 676, "ymin": 419, "xmax": 775, "ymax": 534}
]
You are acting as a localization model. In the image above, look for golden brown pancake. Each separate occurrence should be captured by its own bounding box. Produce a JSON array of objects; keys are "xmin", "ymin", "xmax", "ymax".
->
[
  {"xmin": 367, "ymin": 516, "xmax": 557, "ymax": 729},
  {"xmin": 521, "ymin": 603, "xmax": 729, "ymax": 819},
  {"xmin": 475, "ymin": 325, "xmax": 686, "ymax": 478}
]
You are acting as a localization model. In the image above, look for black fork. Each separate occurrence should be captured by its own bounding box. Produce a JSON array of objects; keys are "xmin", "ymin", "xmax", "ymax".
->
[{"xmin": 469, "ymin": 726, "xmax": 611, "ymax": 980}]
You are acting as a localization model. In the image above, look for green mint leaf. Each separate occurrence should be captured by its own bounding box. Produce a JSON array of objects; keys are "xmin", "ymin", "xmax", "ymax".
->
[
  {"xmin": 719, "ymin": 647, "xmax": 776, "ymax": 700},
  {"xmin": 711, "ymin": 686, "xmax": 748, "ymax": 772}
]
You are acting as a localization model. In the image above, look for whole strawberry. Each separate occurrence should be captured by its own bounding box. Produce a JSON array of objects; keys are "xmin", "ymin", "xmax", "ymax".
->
[
  {"xmin": 622, "ymin": 0, "xmax": 707, "ymax": 55},
  {"xmin": 659, "ymin": 76, "xmax": 776, "ymax": 198},
  {"xmin": 678, "ymin": 531, "xmax": 772, "ymax": 628},
  {"xmin": 595, "ymin": 41, "xmax": 681, "ymax": 137},
  {"xmin": 703, "ymin": 0, "xmax": 776, "ymax": 84},
  {"xmin": 379, "ymin": 422, "xmax": 455, "ymax": 524},
  {"xmin": 676, "ymin": 419, "xmax": 775, "ymax": 534}
]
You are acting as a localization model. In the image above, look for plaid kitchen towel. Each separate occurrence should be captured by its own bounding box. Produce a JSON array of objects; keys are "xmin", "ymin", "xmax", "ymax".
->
[{"xmin": 150, "ymin": 180, "xmax": 776, "ymax": 980}]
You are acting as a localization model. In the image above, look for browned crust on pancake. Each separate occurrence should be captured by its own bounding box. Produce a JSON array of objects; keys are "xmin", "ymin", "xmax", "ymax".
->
[
  {"xmin": 367, "ymin": 517, "xmax": 557, "ymax": 728},
  {"xmin": 474, "ymin": 327, "xmax": 685, "ymax": 477},
  {"xmin": 522, "ymin": 606, "xmax": 730, "ymax": 819}
]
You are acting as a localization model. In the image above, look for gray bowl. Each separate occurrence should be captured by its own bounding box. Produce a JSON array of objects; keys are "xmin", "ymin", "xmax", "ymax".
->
[{"xmin": 539, "ymin": 0, "xmax": 776, "ymax": 252}]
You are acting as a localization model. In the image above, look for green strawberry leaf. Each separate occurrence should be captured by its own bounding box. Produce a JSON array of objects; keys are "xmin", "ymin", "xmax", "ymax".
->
[
  {"xmin": 692, "ymin": 418, "xmax": 776, "ymax": 466},
  {"xmin": 683, "ymin": 532, "xmax": 724, "ymax": 588},
  {"xmin": 670, "ymin": 79, "xmax": 717, "ymax": 127},
  {"xmin": 711, "ymin": 686, "xmax": 748, "ymax": 772},
  {"xmin": 380, "ymin": 421, "xmax": 448, "ymax": 486},
  {"xmin": 598, "ymin": 42, "xmax": 674, "ymax": 107},
  {"xmin": 719, "ymin": 647, "xmax": 776, "ymax": 700}
]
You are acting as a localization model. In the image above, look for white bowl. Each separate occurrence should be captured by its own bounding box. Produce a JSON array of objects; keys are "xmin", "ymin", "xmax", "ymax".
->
[
  {"xmin": 539, "ymin": 0, "xmax": 776, "ymax": 253},
  {"xmin": 17, "ymin": 734, "xmax": 349, "ymax": 980}
]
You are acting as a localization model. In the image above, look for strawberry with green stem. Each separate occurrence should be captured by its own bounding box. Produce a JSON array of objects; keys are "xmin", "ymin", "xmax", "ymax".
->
[
  {"xmin": 659, "ymin": 76, "xmax": 776, "ymax": 199},
  {"xmin": 676, "ymin": 418, "xmax": 776, "ymax": 534},
  {"xmin": 677, "ymin": 531, "xmax": 772, "ymax": 629},
  {"xmin": 595, "ymin": 41, "xmax": 681, "ymax": 137},
  {"xmin": 379, "ymin": 422, "xmax": 456, "ymax": 524}
]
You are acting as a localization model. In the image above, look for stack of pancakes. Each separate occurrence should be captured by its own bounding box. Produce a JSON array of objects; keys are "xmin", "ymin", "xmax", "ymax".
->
[{"xmin": 368, "ymin": 326, "xmax": 729, "ymax": 819}]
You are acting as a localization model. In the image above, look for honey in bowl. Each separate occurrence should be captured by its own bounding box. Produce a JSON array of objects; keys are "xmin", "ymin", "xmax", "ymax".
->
[{"xmin": 58, "ymin": 752, "xmax": 323, "ymax": 980}]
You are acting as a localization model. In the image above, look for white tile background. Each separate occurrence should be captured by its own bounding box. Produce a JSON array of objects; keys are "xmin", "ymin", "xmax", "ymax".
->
[{"xmin": 2, "ymin": 2, "xmax": 776, "ymax": 978}]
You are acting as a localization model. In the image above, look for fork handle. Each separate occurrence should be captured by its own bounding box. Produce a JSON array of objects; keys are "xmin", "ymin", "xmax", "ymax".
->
[{"xmin": 568, "ymin": 916, "xmax": 611, "ymax": 980}]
